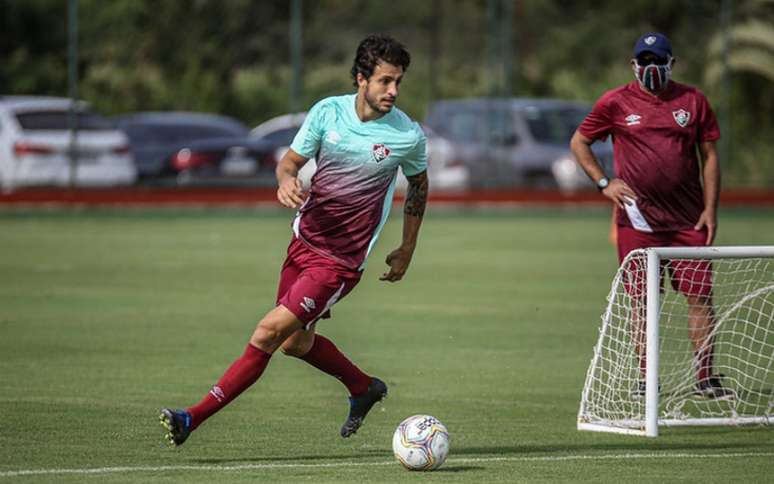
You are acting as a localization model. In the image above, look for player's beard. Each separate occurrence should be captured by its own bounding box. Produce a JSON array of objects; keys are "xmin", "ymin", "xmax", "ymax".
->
[{"xmin": 364, "ymin": 87, "xmax": 395, "ymax": 114}]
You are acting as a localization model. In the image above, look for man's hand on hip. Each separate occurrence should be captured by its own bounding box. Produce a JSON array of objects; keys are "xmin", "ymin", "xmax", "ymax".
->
[
  {"xmin": 694, "ymin": 209, "xmax": 717, "ymax": 245},
  {"xmin": 603, "ymin": 178, "xmax": 638, "ymax": 209}
]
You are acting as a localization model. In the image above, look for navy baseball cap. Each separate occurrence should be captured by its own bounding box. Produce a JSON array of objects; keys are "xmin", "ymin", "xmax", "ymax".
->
[{"xmin": 633, "ymin": 33, "xmax": 672, "ymax": 58}]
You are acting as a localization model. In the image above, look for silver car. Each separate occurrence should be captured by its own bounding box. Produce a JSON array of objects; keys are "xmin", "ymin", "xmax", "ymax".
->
[
  {"xmin": 0, "ymin": 96, "xmax": 136, "ymax": 191},
  {"xmin": 424, "ymin": 98, "xmax": 613, "ymax": 191}
]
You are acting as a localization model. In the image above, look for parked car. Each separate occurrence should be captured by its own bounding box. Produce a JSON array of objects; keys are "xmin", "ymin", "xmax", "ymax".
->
[
  {"xmin": 250, "ymin": 112, "xmax": 469, "ymax": 191},
  {"xmin": 424, "ymin": 98, "xmax": 614, "ymax": 191},
  {"xmin": 0, "ymin": 96, "xmax": 136, "ymax": 191},
  {"xmin": 115, "ymin": 112, "xmax": 276, "ymax": 185},
  {"xmin": 249, "ymin": 113, "xmax": 316, "ymax": 188}
]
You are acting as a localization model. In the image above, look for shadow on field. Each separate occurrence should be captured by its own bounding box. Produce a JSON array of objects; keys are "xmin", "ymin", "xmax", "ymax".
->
[
  {"xmin": 453, "ymin": 438, "xmax": 774, "ymax": 457},
  {"xmin": 434, "ymin": 465, "xmax": 484, "ymax": 472},
  {"xmin": 189, "ymin": 427, "xmax": 774, "ymax": 465},
  {"xmin": 192, "ymin": 449, "xmax": 389, "ymax": 464}
]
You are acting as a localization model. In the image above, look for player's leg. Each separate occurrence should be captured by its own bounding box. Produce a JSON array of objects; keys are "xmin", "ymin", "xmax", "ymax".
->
[
  {"xmin": 682, "ymin": 279, "xmax": 732, "ymax": 398},
  {"xmin": 671, "ymin": 228, "xmax": 733, "ymax": 398},
  {"xmin": 280, "ymin": 328, "xmax": 385, "ymax": 437},
  {"xmin": 274, "ymin": 238, "xmax": 370, "ymax": 394},
  {"xmin": 281, "ymin": 329, "xmax": 371, "ymax": 398},
  {"xmin": 160, "ymin": 238, "xmax": 309, "ymax": 446},
  {"xmin": 617, "ymin": 226, "xmax": 666, "ymax": 396},
  {"xmin": 685, "ymin": 293, "xmax": 716, "ymax": 378},
  {"xmin": 160, "ymin": 306, "xmax": 304, "ymax": 446},
  {"xmin": 191, "ymin": 306, "xmax": 303, "ymax": 426}
]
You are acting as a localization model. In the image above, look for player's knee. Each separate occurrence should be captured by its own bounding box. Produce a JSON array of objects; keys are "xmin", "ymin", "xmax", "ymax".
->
[
  {"xmin": 250, "ymin": 306, "xmax": 304, "ymax": 353},
  {"xmin": 250, "ymin": 321, "xmax": 283, "ymax": 353},
  {"xmin": 279, "ymin": 340, "xmax": 310, "ymax": 357},
  {"xmin": 279, "ymin": 331, "xmax": 314, "ymax": 357}
]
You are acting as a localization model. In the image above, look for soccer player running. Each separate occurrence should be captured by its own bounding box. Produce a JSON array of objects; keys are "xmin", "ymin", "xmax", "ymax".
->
[
  {"xmin": 570, "ymin": 32, "xmax": 731, "ymax": 399},
  {"xmin": 160, "ymin": 34, "xmax": 429, "ymax": 446}
]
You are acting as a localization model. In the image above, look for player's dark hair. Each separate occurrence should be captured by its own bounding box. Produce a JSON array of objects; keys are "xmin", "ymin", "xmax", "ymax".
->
[{"xmin": 350, "ymin": 34, "xmax": 411, "ymax": 87}]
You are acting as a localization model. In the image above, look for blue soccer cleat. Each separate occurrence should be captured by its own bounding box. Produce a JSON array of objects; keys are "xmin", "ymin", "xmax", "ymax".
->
[
  {"xmin": 159, "ymin": 408, "xmax": 192, "ymax": 446},
  {"xmin": 340, "ymin": 377, "xmax": 388, "ymax": 438}
]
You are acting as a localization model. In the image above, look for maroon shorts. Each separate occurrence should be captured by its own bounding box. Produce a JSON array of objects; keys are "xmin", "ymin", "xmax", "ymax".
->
[
  {"xmin": 617, "ymin": 225, "xmax": 713, "ymax": 298},
  {"xmin": 276, "ymin": 237, "xmax": 362, "ymax": 329}
]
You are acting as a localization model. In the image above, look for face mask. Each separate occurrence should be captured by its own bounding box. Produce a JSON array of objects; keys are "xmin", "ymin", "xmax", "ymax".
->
[{"xmin": 633, "ymin": 57, "xmax": 672, "ymax": 92}]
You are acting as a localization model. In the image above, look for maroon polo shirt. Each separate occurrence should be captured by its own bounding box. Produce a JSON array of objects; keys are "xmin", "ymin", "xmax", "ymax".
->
[{"xmin": 579, "ymin": 81, "xmax": 720, "ymax": 231}]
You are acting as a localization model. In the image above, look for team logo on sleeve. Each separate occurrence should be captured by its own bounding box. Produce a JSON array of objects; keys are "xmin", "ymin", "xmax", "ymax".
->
[
  {"xmin": 372, "ymin": 144, "xmax": 391, "ymax": 163},
  {"xmin": 672, "ymin": 109, "xmax": 691, "ymax": 127}
]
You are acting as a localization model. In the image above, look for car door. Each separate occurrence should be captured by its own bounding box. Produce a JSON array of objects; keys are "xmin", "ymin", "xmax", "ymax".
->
[{"xmin": 439, "ymin": 106, "xmax": 521, "ymax": 188}]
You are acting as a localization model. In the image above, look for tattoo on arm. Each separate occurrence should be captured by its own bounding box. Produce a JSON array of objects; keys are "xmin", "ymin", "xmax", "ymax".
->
[{"xmin": 404, "ymin": 171, "xmax": 428, "ymax": 217}]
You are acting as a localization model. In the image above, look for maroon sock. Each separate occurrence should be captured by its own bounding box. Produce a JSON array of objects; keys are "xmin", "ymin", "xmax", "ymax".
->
[
  {"xmin": 696, "ymin": 346, "xmax": 714, "ymax": 382},
  {"xmin": 187, "ymin": 343, "xmax": 272, "ymax": 430},
  {"xmin": 299, "ymin": 334, "xmax": 371, "ymax": 396}
]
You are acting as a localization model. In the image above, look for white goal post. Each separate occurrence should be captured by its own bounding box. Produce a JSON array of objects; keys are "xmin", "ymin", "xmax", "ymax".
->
[{"xmin": 578, "ymin": 246, "xmax": 774, "ymax": 437}]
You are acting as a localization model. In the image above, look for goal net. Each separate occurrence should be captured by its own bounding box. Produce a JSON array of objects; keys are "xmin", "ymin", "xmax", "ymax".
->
[{"xmin": 578, "ymin": 246, "xmax": 774, "ymax": 437}]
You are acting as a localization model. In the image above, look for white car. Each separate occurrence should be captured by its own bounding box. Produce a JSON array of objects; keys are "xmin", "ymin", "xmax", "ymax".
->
[
  {"xmin": 0, "ymin": 96, "xmax": 137, "ymax": 191},
  {"xmin": 251, "ymin": 112, "xmax": 469, "ymax": 192}
]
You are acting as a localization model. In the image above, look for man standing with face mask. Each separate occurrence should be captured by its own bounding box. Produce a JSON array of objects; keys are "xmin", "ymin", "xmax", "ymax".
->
[{"xmin": 570, "ymin": 33, "xmax": 730, "ymax": 399}]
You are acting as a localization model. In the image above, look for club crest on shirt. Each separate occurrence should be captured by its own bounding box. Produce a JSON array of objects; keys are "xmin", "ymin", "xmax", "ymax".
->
[
  {"xmin": 372, "ymin": 144, "xmax": 391, "ymax": 163},
  {"xmin": 672, "ymin": 109, "xmax": 691, "ymax": 127}
]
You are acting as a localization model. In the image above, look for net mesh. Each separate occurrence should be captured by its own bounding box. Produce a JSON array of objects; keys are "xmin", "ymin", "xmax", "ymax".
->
[{"xmin": 579, "ymin": 249, "xmax": 774, "ymax": 431}]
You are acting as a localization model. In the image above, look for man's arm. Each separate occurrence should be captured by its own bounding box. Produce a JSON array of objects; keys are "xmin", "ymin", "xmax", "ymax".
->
[
  {"xmin": 694, "ymin": 140, "xmax": 721, "ymax": 245},
  {"xmin": 570, "ymin": 130, "xmax": 636, "ymax": 208},
  {"xmin": 276, "ymin": 148, "xmax": 309, "ymax": 209},
  {"xmin": 380, "ymin": 170, "xmax": 428, "ymax": 282}
]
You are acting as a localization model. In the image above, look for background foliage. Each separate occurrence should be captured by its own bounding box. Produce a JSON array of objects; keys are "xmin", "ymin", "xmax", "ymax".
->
[{"xmin": 1, "ymin": 0, "xmax": 773, "ymax": 186}]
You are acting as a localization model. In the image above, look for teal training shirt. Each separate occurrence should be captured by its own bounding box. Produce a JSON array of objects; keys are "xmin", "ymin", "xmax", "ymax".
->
[{"xmin": 289, "ymin": 93, "xmax": 427, "ymax": 270}]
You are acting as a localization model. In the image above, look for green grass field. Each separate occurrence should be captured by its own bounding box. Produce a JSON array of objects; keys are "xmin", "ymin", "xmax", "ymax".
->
[{"xmin": 1, "ymin": 206, "xmax": 773, "ymax": 483}]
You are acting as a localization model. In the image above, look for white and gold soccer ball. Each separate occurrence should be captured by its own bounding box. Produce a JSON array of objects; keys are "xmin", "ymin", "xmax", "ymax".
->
[{"xmin": 392, "ymin": 415, "xmax": 450, "ymax": 471}]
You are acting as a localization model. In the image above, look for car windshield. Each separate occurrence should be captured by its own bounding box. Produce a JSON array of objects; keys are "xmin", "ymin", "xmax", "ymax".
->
[
  {"xmin": 260, "ymin": 127, "xmax": 299, "ymax": 146},
  {"xmin": 122, "ymin": 123, "xmax": 246, "ymax": 144},
  {"xmin": 16, "ymin": 110, "xmax": 114, "ymax": 131},
  {"xmin": 436, "ymin": 108, "xmax": 514, "ymax": 144},
  {"xmin": 522, "ymin": 106, "xmax": 588, "ymax": 145}
]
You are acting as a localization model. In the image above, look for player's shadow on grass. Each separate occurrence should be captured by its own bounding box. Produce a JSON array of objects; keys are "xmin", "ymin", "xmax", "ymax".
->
[
  {"xmin": 433, "ymin": 465, "xmax": 484, "ymax": 473},
  {"xmin": 191, "ymin": 427, "xmax": 774, "ymax": 465},
  {"xmin": 192, "ymin": 449, "xmax": 389, "ymax": 464}
]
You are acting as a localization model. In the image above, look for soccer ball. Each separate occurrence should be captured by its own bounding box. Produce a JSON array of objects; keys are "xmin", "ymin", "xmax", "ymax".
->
[{"xmin": 392, "ymin": 415, "xmax": 450, "ymax": 471}]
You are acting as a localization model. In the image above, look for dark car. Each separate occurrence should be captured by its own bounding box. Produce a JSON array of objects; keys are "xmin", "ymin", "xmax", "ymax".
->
[
  {"xmin": 115, "ymin": 112, "xmax": 277, "ymax": 185},
  {"xmin": 424, "ymin": 98, "xmax": 613, "ymax": 191}
]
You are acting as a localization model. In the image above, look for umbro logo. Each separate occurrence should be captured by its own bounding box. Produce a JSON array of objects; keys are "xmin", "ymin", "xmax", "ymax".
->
[
  {"xmin": 325, "ymin": 131, "xmax": 341, "ymax": 144},
  {"xmin": 301, "ymin": 297, "xmax": 316, "ymax": 313},
  {"xmin": 625, "ymin": 114, "xmax": 642, "ymax": 126},
  {"xmin": 209, "ymin": 385, "xmax": 226, "ymax": 402}
]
